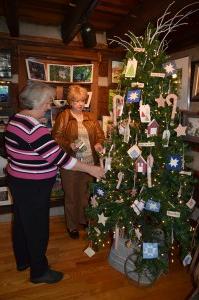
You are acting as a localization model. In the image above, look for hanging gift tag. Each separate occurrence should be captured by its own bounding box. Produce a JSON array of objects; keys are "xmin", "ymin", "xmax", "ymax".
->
[
  {"xmin": 135, "ymin": 227, "xmax": 142, "ymax": 240},
  {"xmin": 127, "ymin": 144, "xmax": 141, "ymax": 159},
  {"xmin": 123, "ymin": 112, "xmax": 131, "ymax": 143},
  {"xmin": 183, "ymin": 253, "xmax": 192, "ymax": 266},
  {"xmin": 125, "ymin": 58, "xmax": 137, "ymax": 78},
  {"xmin": 147, "ymin": 154, "xmax": 154, "ymax": 188},
  {"xmin": 167, "ymin": 211, "xmax": 181, "ymax": 218},
  {"xmin": 114, "ymin": 225, "xmax": 120, "ymax": 249},
  {"xmin": 104, "ymin": 156, "xmax": 112, "ymax": 172},
  {"xmin": 150, "ymin": 72, "xmax": 165, "ymax": 77},
  {"xmin": 162, "ymin": 129, "xmax": 170, "ymax": 147},
  {"xmin": 112, "ymin": 94, "xmax": 124, "ymax": 126},
  {"xmin": 116, "ymin": 172, "xmax": 124, "ymax": 189},
  {"xmin": 186, "ymin": 197, "xmax": 196, "ymax": 209},
  {"xmin": 131, "ymin": 199, "xmax": 145, "ymax": 215},
  {"xmin": 139, "ymin": 102, "xmax": 151, "ymax": 123},
  {"xmin": 84, "ymin": 246, "xmax": 96, "ymax": 258}
]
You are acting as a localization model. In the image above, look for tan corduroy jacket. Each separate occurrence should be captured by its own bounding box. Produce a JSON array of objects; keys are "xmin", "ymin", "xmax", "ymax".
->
[{"xmin": 52, "ymin": 109, "xmax": 105, "ymax": 164}]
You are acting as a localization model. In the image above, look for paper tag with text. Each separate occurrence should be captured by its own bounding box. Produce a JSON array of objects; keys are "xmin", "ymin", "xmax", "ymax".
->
[{"xmin": 84, "ymin": 247, "xmax": 96, "ymax": 257}]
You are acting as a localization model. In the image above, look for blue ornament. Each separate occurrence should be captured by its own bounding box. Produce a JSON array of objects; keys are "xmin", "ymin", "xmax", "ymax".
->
[
  {"xmin": 166, "ymin": 154, "xmax": 182, "ymax": 171},
  {"xmin": 145, "ymin": 199, "xmax": 160, "ymax": 212},
  {"xmin": 93, "ymin": 184, "xmax": 106, "ymax": 197},
  {"xmin": 143, "ymin": 243, "xmax": 158, "ymax": 259},
  {"xmin": 126, "ymin": 89, "xmax": 141, "ymax": 103}
]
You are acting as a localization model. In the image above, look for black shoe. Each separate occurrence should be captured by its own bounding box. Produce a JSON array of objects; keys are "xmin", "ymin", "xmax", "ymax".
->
[
  {"xmin": 17, "ymin": 264, "xmax": 30, "ymax": 271},
  {"xmin": 67, "ymin": 229, "xmax": 79, "ymax": 239},
  {"xmin": 30, "ymin": 269, "xmax": 64, "ymax": 284}
]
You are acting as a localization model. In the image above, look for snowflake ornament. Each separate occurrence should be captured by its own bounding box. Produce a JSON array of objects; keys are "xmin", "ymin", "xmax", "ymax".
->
[{"xmin": 163, "ymin": 61, "xmax": 177, "ymax": 76}]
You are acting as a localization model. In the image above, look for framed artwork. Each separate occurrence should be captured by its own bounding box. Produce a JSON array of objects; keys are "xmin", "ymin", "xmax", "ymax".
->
[
  {"xmin": 0, "ymin": 83, "xmax": 10, "ymax": 106},
  {"xmin": 72, "ymin": 64, "xmax": 93, "ymax": 83},
  {"xmin": 26, "ymin": 59, "xmax": 47, "ymax": 81},
  {"xmin": 0, "ymin": 49, "xmax": 12, "ymax": 78},
  {"xmin": 173, "ymin": 56, "xmax": 191, "ymax": 111},
  {"xmin": 0, "ymin": 186, "xmax": 12, "ymax": 206},
  {"xmin": 47, "ymin": 64, "xmax": 72, "ymax": 83},
  {"xmin": 84, "ymin": 91, "xmax": 92, "ymax": 108},
  {"xmin": 191, "ymin": 62, "xmax": 199, "ymax": 100},
  {"xmin": 111, "ymin": 61, "xmax": 124, "ymax": 83},
  {"xmin": 183, "ymin": 111, "xmax": 199, "ymax": 143}
]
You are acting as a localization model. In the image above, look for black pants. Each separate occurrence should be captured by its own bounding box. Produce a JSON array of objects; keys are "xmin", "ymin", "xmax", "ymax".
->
[{"xmin": 8, "ymin": 175, "xmax": 56, "ymax": 279}]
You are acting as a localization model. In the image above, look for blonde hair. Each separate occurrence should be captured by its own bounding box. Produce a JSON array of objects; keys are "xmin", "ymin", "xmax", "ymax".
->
[
  {"xmin": 67, "ymin": 85, "xmax": 88, "ymax": 104},
  {"xmin": 19, "ymin": 82, "xmax": 55, "ymax": 109}
]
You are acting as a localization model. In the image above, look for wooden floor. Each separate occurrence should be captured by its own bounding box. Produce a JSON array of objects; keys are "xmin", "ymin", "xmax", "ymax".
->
[{"xmin": 0, "ymin": 216, "xmax": 194, "ymax": 300}]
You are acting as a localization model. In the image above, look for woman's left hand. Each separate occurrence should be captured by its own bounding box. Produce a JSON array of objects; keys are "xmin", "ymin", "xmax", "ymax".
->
[{"xmin": 94, "ymin": 143, "xmax": 104, "ymax": 153}]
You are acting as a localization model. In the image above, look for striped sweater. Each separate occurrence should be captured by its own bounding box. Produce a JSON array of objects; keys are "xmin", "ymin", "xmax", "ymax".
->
[{"xmin": 5, "ymin": 113, "xmax": 77, "ymax": 180}]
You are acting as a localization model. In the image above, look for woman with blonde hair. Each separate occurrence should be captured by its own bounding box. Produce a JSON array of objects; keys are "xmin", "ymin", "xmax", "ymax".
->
[{"xmin": 52, "ymin": 85, "xmax": 105, "ymax": 239}]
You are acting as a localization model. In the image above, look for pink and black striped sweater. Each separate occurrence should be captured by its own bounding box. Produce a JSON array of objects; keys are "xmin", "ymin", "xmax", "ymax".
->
[{"xmin": 5, "ymin": 113, "xmax": 77, "ymax": 180}]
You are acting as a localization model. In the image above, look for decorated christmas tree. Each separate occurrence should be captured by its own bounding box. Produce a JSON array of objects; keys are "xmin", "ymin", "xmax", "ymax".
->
[{"xmin": 86, "ymin": 2, "xmax": 198, "ymax": 285}]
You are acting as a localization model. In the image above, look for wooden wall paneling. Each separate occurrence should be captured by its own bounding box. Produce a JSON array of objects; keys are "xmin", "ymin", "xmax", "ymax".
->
[{"xmin": 98, "ymin": 87, "xmax": 109, "ymax": 117}]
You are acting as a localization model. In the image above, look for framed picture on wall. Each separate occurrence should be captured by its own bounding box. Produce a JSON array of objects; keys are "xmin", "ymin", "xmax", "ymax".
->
[
  {"xmin": 0, "ymin": 49, "xmax": 12, "ymax": 78},
  {"xmin": 183, "ymin": 111, "xmax": 199, "ymax": 143},
  {"xmin": 84, "ymin": 91, "xmax": 92, "ymax": 108},
  {"xmin": 47, "ymin": 64, "xmax": 72, "ymax": 83},
  {"xmin": 72, "ymin": 64, "xmax": 93, "ymax": 83},
  {"xmin": 0, "ymin": 83, "xmax": 10, "ymax": 106},
  {"xmin": 192, "ymin": 62, "xmax": 199, "ymax": 100},
  {"xmin": 111, "ymin": 61, "xmax": 124, "ymax": 83},
  {"xmin": 26, "ymin": 59, "xmax": 47, "ymax": 81},
  {"xmin": 173, "ymin": 56, "xmax": 191, "ymax": 111}
]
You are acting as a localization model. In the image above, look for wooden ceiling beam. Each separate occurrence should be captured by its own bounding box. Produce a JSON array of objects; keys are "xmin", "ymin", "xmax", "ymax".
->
[{"xmin": 3, "ymin": 0, "xmax": 19, "ymax": 37}]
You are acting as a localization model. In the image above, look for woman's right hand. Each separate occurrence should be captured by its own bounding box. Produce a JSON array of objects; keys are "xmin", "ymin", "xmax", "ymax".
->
[
  {"xmin": 70, "ymin": 142, "xmax": 77, "ymax": 151},
  {"xmin": 88, "ymin": 165, "xmax": 105, "ymax": 180}
]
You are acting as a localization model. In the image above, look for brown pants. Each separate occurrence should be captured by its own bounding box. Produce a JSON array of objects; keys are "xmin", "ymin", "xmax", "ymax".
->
[{"xmin": 60, "ymin": 169, "xmax": 93, "ymax": 231}]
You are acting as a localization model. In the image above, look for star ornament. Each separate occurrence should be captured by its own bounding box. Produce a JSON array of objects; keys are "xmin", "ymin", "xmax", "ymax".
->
[
  {"xmin": 166, "ymin": 154, "xmax": 182, "ymax": 171},
  {"xmin": 155, "ymin": 94, "xmax": 165, "ymax": 107},
  {"xmin": 174, "ymin": 124, "xmax": 187, "ymax": 137},
  {"xmin": 163, "ymin": 61, "xmax": 177, "ymax": 76},
  {"xmin": 126, "ymin": 89, "xmax": 141, "ymax": 103},
  {"xmin": 97, "ymin": 212, "xmax": 108, "ymax": 226},
  {"xmin": 170, "ymin": 158, "xmax": 179, "ymax": 167}
]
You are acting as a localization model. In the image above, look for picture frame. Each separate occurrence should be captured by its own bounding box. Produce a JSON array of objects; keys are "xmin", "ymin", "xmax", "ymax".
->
[
  {"xmin": 0, "ymin": 186, "xmax": 12, "ymax": 206},
  {"xmin": 72, "ymin": 64, "xmax": 93, "ymax": 83},
  {"xmin": 84, "ymin": 91, "xmax": 92, "ymax": 108},
  {"xmin": 0, "ymin": 49, "xmax": 12, "ymax": 78},
  {"xmin": 191, "ymin": 62, "xmax": 199, "ymax": 100},
  {"xmin": 173, "ymin": 56, "xmax": 191, "ymax": 111},
  {"xmin": 47, "ymin": 64, "xmax": 72, "ymax": 83},
  {"xmin": 25, "ymin": 59, "xmax": 47, "ymax": 81},
  {"xmin": 183, "ymin": 111, "xmax": 199, "ymax": 143},
  {"xmin": 0, "ymin": 83, "xmax": 10, "ymax": 106},
  {"xmin": 111, "ymin": 61, "xmax": 124, "ymax": 83}
]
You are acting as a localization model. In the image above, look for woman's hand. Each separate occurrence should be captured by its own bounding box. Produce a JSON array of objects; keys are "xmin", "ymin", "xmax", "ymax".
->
[
  {"xmin": 70, "ymin": 143, "xmax": 78, "ymax": 151},
  {"xmin": 94, "ymin": 143, "xmax": 104, "ymax": 153},
  {"xmin": 71, "ymin": 161, "xmax": 105, "ymax": 180},
  {"xmin": 88, "ymin": 165, "xmax": 105, "ymax": 180}
]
